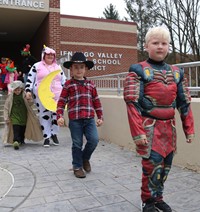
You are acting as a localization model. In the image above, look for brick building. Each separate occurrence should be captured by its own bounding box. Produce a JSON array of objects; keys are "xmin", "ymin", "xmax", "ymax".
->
[{"xmin": 0, "ymin": 0, "xmax": 137, "ymax": 76}]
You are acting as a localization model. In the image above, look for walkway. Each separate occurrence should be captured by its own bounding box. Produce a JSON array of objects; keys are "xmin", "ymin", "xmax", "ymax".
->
[{"xmin": 0, "ymin": 126, "xmax": 200, "ymax": 212}]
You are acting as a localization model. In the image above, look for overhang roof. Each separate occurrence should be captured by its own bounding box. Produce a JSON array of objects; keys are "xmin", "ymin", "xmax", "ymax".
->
[{"xmin": 0, "ymin": 8, "xmax": 48, "ymax": 42}]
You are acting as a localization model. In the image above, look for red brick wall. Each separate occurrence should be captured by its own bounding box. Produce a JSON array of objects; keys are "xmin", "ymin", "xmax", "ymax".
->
[
  {"xmin": 33, "ymin": 4, "xmax": 137, "ymax": 77},
  {"xmin": 60, "ymin": 16, "xmax": 138, "ymax": 76},
  {"xmin": 61, "ymin": 27, "xmax": 137, "ymax": 46},
  {"xmin": 48, "ymin": 0, "xmax": 61, "ymax": 57},
  {"xmin": 50, "ymin": 0, "xmax": 60, "ymax": 8},
  {"xmin": 48, "ymin": 12, "xmax": 61, "ymax": 56}
]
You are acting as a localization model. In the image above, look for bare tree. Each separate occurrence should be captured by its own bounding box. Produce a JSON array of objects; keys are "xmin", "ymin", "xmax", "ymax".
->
[
  {"xmin": 124, "ymin": 0, "xmax": 158, "ymax": 61},
  {"xmin": 156, "ymin": 0, "xmax": 200, "ymax": 62},
  {"xmin": 124, "ymin": 0, "xmax": 200, "ymax": 63}
]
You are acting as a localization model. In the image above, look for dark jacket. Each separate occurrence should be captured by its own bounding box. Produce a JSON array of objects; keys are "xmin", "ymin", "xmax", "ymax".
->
[{"xmin": 21, "ymin": 55, "xmax": 37, "ymax": 74}]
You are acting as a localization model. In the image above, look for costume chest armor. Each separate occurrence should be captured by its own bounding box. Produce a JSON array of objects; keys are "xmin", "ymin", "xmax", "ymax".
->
[{"xmin": 139, "ymin": 61, "xmax": 181, "ymax": 120}]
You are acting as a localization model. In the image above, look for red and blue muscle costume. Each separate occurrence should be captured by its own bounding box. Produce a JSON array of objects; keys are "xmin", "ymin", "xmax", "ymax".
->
[{"xmin": 124, "ymin": 59, "xmax": 195, "ymax": 203}]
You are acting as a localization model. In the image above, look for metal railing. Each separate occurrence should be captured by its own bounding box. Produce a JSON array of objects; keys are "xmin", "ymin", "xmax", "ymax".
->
[
  {"xmin": 176, "ymin": 61, "xmax": 200, "ymax": 95},
  {"xmin": 88, "ymin": 61, "xmax": 200, "ymax": 97},
  {"xmin": 89, "ymin": 73, "xmax": 127, "ymax": 95}
]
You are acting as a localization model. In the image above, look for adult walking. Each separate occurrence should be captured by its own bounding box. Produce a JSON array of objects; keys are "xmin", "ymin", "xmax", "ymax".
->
[{"xmin": 25, "ymin": 45, "xmax": 66, "ymax": 147}]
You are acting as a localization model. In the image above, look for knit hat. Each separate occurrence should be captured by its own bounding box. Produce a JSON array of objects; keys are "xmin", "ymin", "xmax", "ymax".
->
[
  {"xmin": 8, "ymin": 80, "xmax": 24, "ymax": 91},
  {"xmin": 21, "ymin": 44, "xmax": 31, "ymax": 56},
  {"xmin": 63, "ymin": 52, "xmax": 94, "ymax": 69}
]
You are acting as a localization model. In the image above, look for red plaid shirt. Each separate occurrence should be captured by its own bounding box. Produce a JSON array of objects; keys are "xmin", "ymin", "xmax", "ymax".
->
[{"xmin": 56, "ymin": 78, "xmax": 103, "ymax": 120}]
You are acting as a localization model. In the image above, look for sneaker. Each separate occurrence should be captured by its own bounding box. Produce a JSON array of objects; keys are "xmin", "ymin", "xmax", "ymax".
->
[
  {"xmin": 155, "ymin": 201, "xmax": 172, "ymax": 212},
  {"xmin": 13, "ymin": 141, "xmax": 19, "ymax": 150},
  {"xmin": 141, "ymin": 202, "xmax": 156, "ymax": 212},
  {"xmin": 74, "ymin": 168, "xmax": 86, "ymax": 178},
  {"xmin": 43, "ymin": 139, "xmax": 50, "ymax": 147},
  {"xmin": 20, "ymin": 140, "xmax": 26, "ymax": 145},
  {"xmin": 83, "ymin": 160, "xmax": 91, "ymax": 172},
  {"xmin": 51, "ymin": 134, "xmax": 59, "ymax": 146}
]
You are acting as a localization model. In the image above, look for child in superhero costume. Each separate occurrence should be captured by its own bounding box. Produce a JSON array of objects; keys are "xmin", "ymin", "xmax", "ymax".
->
[{"xmin": 124, "ymin": 26, "xmax": 195, "ymax": 212}]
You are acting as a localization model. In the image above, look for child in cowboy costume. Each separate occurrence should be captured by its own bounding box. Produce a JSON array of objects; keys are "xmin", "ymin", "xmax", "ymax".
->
[
  {"xmin": 124, "ymin": 26, "xmax": 195, "ymax": 212},
  {"xmin": 57, "ymin": 52, "xmax": 103, "ymax": 178}
]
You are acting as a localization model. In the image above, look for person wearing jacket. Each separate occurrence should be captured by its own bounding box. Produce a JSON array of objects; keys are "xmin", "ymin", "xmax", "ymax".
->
[
  {"xmin": 20, "ymin": 44, "xmax": 37, "ymax": 83},
  {"xmin": 3, "ymin": 80, "xmax": 43, "ymax": 149}
]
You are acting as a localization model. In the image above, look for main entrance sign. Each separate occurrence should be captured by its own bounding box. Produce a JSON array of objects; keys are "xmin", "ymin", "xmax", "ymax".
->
[{"xmin": 0, "ymin": 0, "xmax": 45, "ymax": 9}]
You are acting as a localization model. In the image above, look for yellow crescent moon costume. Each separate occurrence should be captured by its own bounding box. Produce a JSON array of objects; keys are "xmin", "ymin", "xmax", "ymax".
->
[{"xmin": 38, "ymin": 70, "xmax": 60, "ymax": 112}]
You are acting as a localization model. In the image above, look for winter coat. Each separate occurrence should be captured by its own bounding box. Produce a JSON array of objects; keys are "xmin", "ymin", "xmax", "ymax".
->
[{"xmin": 2, "ymin": 91, "xmax": 43, "ymax": 144}]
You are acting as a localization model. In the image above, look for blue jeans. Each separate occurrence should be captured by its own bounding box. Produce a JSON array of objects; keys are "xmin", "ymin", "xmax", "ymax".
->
[{"xmin": 69, "ymin": 118, "xmax": 99, "ymax": 169}]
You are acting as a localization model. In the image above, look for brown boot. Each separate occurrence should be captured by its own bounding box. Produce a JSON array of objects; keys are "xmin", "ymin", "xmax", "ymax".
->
[
  {"xmin": 83, "ymin": 160, "xmax": 91, "ymax": 172},
  {"xmin": 74, "ymin": 168, "xmax": 86, "ymax": 178}
]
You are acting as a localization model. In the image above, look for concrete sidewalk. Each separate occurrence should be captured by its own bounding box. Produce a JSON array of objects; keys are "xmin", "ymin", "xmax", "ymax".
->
[{"xmin": 0, "ymin": 126, "xmax": 200, "ymax": 212}]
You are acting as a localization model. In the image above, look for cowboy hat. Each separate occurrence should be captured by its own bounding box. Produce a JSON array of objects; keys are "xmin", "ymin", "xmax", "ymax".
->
[{"xmin": 63, "ymin": 52, "xmax": 94, "ymax": 69}]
